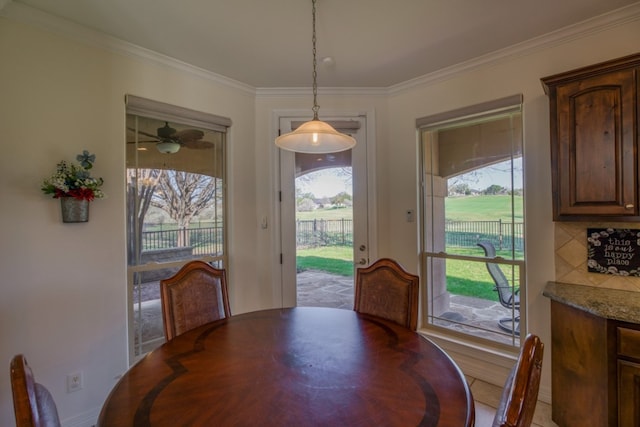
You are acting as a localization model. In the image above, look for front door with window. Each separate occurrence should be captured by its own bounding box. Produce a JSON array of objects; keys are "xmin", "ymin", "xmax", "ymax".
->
[{"xmin": 278, "ymin": 116, "xmax": 370, "ymax": 308}]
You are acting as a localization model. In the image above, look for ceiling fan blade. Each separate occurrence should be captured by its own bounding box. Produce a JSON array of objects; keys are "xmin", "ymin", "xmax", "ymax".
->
[
  {"xmin": 175, "ymin": 129, "xmax": 205, "ymax": 142},
  {"xmin": 127, "ymin": 126, "xmax": 161, "ymax": 141},
  {"xmin": 127, "ymin": 125, "xmax": 211, "ymax": 148},
  {"xmin": 183, "ymin": 139, "xmax": 214, "ymax": 149}
]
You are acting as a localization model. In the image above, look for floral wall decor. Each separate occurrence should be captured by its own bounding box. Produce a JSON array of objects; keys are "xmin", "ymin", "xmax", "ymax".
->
[{"xmin": 41, "ymin": 150, "xmax": 105, "ymax": 222}]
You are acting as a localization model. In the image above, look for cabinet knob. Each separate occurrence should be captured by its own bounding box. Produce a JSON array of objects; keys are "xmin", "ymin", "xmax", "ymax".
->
[{"xmin": 625, "ymin": 204, "xmax": 634, "ymax": 209}]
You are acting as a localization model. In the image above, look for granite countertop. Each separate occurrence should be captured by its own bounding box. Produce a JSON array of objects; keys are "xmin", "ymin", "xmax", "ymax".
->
[{"xmin": 544, "ymin": 281, "xmax": 640, "ymax": 324}]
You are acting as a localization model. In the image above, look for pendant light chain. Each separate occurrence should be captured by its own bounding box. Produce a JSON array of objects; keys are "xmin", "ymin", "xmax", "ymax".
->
[
  {"xmin": 273, "ymin": 0, "xmax": 356, "ymax": 153},
  {"xmin": 311, "ymin": 0, "xmax": 319, "ymax": 120}
]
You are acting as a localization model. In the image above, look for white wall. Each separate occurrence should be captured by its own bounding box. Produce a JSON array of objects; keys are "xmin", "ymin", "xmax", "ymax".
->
[{"xmin": 0, "ymin": 17, "xmax": 257, "ymax": 426}]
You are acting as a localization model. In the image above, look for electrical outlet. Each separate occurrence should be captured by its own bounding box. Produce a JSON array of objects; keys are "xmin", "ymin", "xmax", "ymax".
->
[{"xmin": 67, "ymin": 372, "xmax": 83, "ymax": 393}]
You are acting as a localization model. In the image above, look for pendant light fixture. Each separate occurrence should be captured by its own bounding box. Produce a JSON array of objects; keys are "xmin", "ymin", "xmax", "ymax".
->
[{"xmin": 275, "ymin": 0, "xmax": 356, "ymax": 154}]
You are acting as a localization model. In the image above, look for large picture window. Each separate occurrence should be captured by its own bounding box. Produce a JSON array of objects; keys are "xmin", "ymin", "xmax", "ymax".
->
[
  {"xmin": 125, "ymin": 95, "xmax": 230, "ymax": 360},
  {"xmin": 418, "ymin": 95, "xmax": 524, "ymax": 349}
]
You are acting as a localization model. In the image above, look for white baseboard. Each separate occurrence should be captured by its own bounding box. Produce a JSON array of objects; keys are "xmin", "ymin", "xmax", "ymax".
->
[{"xmin": 62, "ymin": 407, "xmax": 100, "ymax": 427}]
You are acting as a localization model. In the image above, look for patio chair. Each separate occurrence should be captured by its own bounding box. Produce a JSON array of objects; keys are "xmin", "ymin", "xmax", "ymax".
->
[
  {"xmin": 354, "ymin": 258, "xmax": 419, "ymax": 330},
  {"xmin": 160, "ymin": 260, "xmax": 231, "ymax": 340},
  {"xmin": 10, "ymin": 354, "xmax": 61, "ymax": 427},
  {"xmin": 491, "ymin": 334, "xmax": 544, "ymax": 427},
  {"xmin": 477, "ymin": 241, "xmax": 520, "ymax": 335}
]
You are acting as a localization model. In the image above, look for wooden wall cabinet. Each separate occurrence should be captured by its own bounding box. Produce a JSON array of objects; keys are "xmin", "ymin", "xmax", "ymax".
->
[{"xmin": 541, "ymin": 53, "xmax": 640, "ymax": 221}]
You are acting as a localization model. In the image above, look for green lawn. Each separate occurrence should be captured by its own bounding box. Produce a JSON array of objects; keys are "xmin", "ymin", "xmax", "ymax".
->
[
  {"xmin": 296, "ymin": 245, "xmax": 518, "ymax": 302},
  {"xmin": 444, "ymin": 248, "xmax": 500, "ymax": 301},
  {"xmin": 297, "ymin": 246, "xmax": 354, "ymax": 276},
  {"xmin": 295, "ymin": 195, "xmax": 521, "ymax": 300},
  {"xmin": 296, "ymin": 208, "xmax": 355, "ymax": 276},
  {"xmin": 297, "ymin": 195, "xmax": 520, "ymax": 222},
  {"xmin": 296, "ymin": 206, "xmax": 353, "ymax": 220},
  {"xmin": 446, "ymin": 195, "xmax": 523, "ymax": 222}
]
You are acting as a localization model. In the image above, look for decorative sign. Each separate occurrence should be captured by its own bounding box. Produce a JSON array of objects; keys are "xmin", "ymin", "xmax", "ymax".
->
[{"xmin": 587, "ymin": 228, "xmax": 640, "ymax": 276}]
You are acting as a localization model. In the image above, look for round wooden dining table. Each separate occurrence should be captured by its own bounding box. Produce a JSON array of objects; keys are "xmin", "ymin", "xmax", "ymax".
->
[{"xmin": 98, "ymin": 307, "xmax": 474, "ymax": 427}]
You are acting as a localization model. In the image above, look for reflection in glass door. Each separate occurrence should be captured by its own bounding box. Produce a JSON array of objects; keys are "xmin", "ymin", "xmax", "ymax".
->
[{"xmin": 125, "ymin": 111, "xmax": 228, "ymax": 361}]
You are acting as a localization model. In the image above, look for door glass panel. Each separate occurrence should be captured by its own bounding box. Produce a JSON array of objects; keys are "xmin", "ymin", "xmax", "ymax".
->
[
  {"xmin": 278, "ymin": 116, "xmax": 368, "ymax": 309},
  {"xmin": 295, "ymin": 152, "xmax": 354, "ymax": 309}
]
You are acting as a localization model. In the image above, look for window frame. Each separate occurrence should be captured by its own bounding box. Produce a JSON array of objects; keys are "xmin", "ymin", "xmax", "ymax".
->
[
  {"xmin": 417, "ymin": 95, "xmax": 525, "ymax": 351},
  {"xmin": 125, "ymin": 95, "xmax": 230, "ymax": 363}
]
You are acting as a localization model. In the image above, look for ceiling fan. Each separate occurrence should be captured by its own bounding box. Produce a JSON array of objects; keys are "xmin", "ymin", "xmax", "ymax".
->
[{"xmin": 128, "ymin": 121, "xmax": 214, "ymax": 153}]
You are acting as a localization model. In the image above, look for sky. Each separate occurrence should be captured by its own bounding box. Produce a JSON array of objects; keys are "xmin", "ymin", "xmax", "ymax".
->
[
  {"xmin": 452, "ymin": 158, "xmax": 523, "ymax": 190},
  {"xmin": 295, "ymin": 157, "xmax": 522, "ymax": 198},
  {"xmin": 296, "ymin": 169, "xmax": 352, "ymax": 198}
]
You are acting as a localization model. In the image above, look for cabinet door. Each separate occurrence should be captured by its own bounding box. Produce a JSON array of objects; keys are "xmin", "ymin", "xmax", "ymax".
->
[
  {"xmin": 618, "ymin": 360, "xmax": 640, "ymax": 427},
  {"xmin": 554, "ymin": 69, "xmax": 636, "ymax": 218},
  {"xmin": 550, "ymin": 301, "xmax": 614, "ymax": 427}
]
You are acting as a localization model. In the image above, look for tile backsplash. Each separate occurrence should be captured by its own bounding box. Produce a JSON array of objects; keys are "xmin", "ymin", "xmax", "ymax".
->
[{"xmin": 554, "ymin": 222, "xmax": 640, "ymax": 291}]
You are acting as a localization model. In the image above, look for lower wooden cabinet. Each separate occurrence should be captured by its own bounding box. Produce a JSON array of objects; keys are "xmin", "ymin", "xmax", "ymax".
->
[
  {"xmin": 618, "ymin": 360, "xmax": 640, "ymax": 427},
  {"xmin": 550, "ymin": 301, "xmax": 640, "ymax": 426},
  {"xmin": 617, "ymin": 326, "xmax": 640, "ymax": 427}
]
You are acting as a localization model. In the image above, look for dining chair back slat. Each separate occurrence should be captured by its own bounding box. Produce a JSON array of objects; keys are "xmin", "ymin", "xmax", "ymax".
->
[
  {"xmin": 492, "ymin": 334, "xmax": 544, "ymax": 427},
  {"xmin": 160, "ymin": 260, "xmax": 231, "ymax": 340},
  {"xmin": 10, "ymin": 354, "xmax": 61, "ymax": 427},
  {"xmin": 354, "ymin": 258, "xmax": 419, "ymax": 330}
]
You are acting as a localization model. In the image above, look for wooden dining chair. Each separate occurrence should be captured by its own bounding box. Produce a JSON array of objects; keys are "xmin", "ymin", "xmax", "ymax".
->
[
  {"xmin": 492, "ymin": 334, "xmax": 544, "ymax": 427},
  {"xmin": 160, "ymin": 260, "xmax": 231, "ymax": 340},
  {"xmin": 10, "ymin": 354, "xmax": 61, "ymax": 427},
  {"xmin": 354, "ymin": 258, "xmax": 419, "ymax": 330}
]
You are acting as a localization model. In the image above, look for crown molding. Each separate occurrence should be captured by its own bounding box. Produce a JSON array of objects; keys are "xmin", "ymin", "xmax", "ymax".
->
[
  {"xmin": 255, "ymin": 86, "xmax": 388, "ymax": 98},
  {"xmin": 0, "ymin": 1, "xmax": 256, "ymax": 95},
  {"xmin": 2, "ymin": 1, "xmax": 639, "ymax": 97},
  {"xmin": 388, "ymin": 2, "xmax": 640, "ymax": 95}
]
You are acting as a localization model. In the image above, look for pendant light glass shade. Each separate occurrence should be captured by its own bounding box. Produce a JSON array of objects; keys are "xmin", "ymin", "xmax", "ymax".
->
[
  {"xmin": 276, "ymin": 119, "xmax": 356, "ymax": 153},
  {"xmin": 275, "ymin": 0, "xmax": 356, "ymax": 154}
]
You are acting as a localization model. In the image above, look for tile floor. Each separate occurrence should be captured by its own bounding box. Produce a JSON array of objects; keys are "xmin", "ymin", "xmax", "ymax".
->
[{"xmin": 469, "ymin": 376, "xmax": 556, "ymax": 427}]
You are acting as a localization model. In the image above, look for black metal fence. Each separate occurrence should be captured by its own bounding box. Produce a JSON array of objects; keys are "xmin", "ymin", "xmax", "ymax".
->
[
  {"xmin": 445, "ymin": 220, "xmax": 524, "ymax": 251},
  {"xmin": 141, "ymin": 219, "xmax": 523, "ymax": 252},
  {"xmin": 296, "ymin": 219, "xmax": 353, "ymax": 248},
  {"xmin": 142, "ymin": 223, "xmax": 223, "ymax": 256}
]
